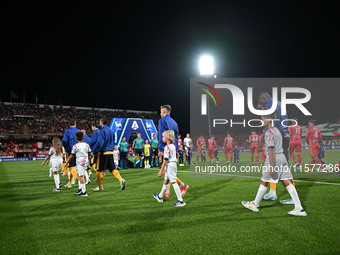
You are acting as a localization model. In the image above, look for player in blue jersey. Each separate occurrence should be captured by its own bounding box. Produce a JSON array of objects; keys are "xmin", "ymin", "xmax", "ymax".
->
[
  {"xmin": 187, "ymin": 146, "xmax": 192, "ymax": 165},
  {"xmin": 178, "ymin": 143, "xmax": 184, "ymax": 166},
  {"xmin": 93, "ymin": 118, "xmax": 126, "ymax": 191},
  {"xmin": 62, "ymin": 120, "xmax": 80, "ymax": 188},
  {"xmin": 214, "ymin": 147, "xmax": 219, "ymax": 164},
  {"xmin": 201, "ymin": 144, "xmax": 207, "ymax": 164},
  {"xmin": 89, "ymin": 123, "xmax": 103, "ymax": 180},
  {"xmin": 233, "ymin": 145, "xmax": 240, "ymax": 164},
  {"xmin": 158, "ymin": 105, "xmax": 189, "ymax": 197},
  {"xmin": 318, "ymin": 141, "xmax": 327, "ymax": 166},
  {"xmin": 81, "ymin": 129, "xmax": 91, "ymax": 145}
]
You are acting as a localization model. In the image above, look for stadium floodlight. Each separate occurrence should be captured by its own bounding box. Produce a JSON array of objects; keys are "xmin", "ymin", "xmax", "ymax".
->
[
  {"xmin": 198, "ymin": 55, "xmax": 214, "ymax": 137},
  {"xmin": 199, "ymin": 55, "xmax": 214, "ymax": 75}
]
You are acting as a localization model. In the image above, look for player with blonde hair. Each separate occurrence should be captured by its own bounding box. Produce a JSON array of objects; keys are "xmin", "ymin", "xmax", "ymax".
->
[
  {"xmin": 153, "ymin": 130, "xmax": 186, "ymax": 207},
  {"xmin": 41, "ymin": 137, "xmax": 65, "ymax": 191},
  {"xmin": 158, "ymin": 105, "xmax": 189, "ymax": 198}
]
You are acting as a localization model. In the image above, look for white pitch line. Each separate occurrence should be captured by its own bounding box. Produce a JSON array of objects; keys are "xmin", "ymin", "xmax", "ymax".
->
[
  {"xmin": 3, "ymin": 163, "xmax": 340, "ymax": 186},
  {"xmin": 147, "ymin": 168, "xmax": 340, "ymax": 186},
  {"xmin": 291, "ymin": 180, "xmax": 340, "ymax": 186}
]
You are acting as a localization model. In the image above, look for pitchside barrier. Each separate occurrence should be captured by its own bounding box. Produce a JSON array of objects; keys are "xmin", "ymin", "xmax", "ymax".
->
[
  {"xmin": 0, "ymin": 157, "xmax": 46, "ymax": 162},
  {"xmin": 2, "ymin": 145, "xmax": 339, "ymax": 163}
]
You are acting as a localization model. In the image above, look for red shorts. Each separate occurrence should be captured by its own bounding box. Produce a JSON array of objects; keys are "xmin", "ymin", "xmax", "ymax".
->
[
  {"xmin": 309, "ymin": 144, "xmax": 320, "ymax": 157},
  {"xmin": 250, "ymin": 145, "xmax": 258, "ymax": 154},
  {"xmin": 225, "ymin": 147, "xmax": 232, "ymax": 154},
  {"xmin": 290, "ymin": 140, "xmax": 302, "ymax": 153}
]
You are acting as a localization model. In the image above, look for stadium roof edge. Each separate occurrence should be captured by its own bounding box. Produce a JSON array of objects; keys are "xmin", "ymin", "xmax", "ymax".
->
[{"xmin": 2, "ymin": 102, "xmax": 157, "ymax": 114}]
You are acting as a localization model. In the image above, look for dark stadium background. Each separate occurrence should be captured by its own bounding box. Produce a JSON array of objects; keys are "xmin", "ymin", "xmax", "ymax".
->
[{"xmin": 2, "ymin": 1, "xmax": 340, "ymax": 134}]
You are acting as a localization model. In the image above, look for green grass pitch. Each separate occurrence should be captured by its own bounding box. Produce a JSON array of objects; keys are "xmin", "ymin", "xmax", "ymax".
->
[{"xmin": 1, "ymin": 150, "xmax": 340, "ymax": 254}]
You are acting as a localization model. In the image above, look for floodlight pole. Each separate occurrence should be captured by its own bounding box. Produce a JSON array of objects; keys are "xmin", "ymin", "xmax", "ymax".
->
[
  {"xmin": 200, "ymin": 75, "xmax": 214, "ymax": 138},
  {"xmin": 203, "ymin": 75, "xmax": 212, "ymax": 138},
  {"xmin": 207, "ymin": 92, "xmax": 211, "ymax": 137}
]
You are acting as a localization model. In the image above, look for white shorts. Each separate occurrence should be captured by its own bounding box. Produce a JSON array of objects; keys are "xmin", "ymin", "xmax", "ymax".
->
[
  {"xmin": 164, "ymin": 162, "xmax": 177, "ymax": 183},
  {"xmin": 261, "ymin": 154, "xmax": 293, "ymax": 183},
  {"xmin": 114, "ymin": 159, "xmax": 119, "ymax": 167},
  {"xmin": 76, "ymin": 165, "xmax": 87, "ymax": 176},
  {"xmin": 49, "ymin": 159, "xmax": 62, "ymax": 172}
]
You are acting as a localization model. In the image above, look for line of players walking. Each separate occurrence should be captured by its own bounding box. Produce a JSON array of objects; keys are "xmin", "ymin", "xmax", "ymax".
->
[
  {"xmin": 40, "ymin": 101, "xmax": 328, "ymax": 213},
  {"xmin": 115, "ymin": 117, "xmax": 328, "ymax": 170},
  {"xmin": 41, "ymin": 105, "xmax": 189, "ymax": 206},
  {"xmin": 193, "ymin": 119, "xmax": 328, "ymax": 170}
]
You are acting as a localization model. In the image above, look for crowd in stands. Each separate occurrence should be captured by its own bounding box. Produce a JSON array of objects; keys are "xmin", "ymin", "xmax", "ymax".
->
[
  {"xmin": 0, "ymin": 139, "xmax": 50, "ymax": 152},
  {"xmin": 0, "ymin": 102, "xmax": 159, "ymax": 135},
  {"xmin": 2, "ymin": 103, "xmax": 337, "ymax": 153}
]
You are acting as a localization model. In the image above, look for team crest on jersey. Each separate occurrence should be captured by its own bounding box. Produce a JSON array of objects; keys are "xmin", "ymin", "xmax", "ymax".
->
[{"xmin": 132, "ymin": 121, "xmax": 139, "ymax": 130}]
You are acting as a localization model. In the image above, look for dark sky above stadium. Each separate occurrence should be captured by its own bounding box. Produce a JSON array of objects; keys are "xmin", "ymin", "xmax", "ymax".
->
[{"xmin": 2, "ymin": 1, "xmax": 340, "ymax": 134}]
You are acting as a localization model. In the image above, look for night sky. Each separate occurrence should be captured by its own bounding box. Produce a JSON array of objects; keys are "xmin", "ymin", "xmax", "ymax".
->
[{"xmin": 2, "ymin": 1, "xmax": 340, "ymax": 134}]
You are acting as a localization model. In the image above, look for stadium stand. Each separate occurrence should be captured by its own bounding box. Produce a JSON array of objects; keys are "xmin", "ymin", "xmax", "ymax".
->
[
  {"xmin": 0, "ymin": 102, "xmax": 159, "ymax": 135},
  {"xmin": 1, "ymin": 102, "xmax": 338, "ymax": 156},
  {"xmin": 0, "ymin": 102, "xmax": 159, "ymax": 154}
]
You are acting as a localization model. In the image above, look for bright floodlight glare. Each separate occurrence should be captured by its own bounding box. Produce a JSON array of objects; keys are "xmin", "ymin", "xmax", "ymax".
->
[{"xmin": 199, "ymin": 55, "xmax": 214, "ymax": 75}]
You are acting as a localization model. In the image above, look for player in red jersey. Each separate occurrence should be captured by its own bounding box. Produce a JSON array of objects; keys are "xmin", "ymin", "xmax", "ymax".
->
[
  {"xmin": 196, "ymin": 134, "xmax": 206, "ymax": 164},
  {"xmin": 207, "ymin": 135, "xmax": 217, "ymax": 163},
  {"xmin": 306, "ymin": 119, "xmax": 325, "ymax": 171},
  {"xmin": 258, "ymin": 129, "xmax": 266, "ymax": 163},
  {"xmin": 178, "ymin": 134, "xmax": 182, "ymax": 148},
  {"xmin": 289, "ymin": 119, "xmax": 303, "ymax": 169},
  {"xmin": 247, "ymin": 130, "xmax": 260, "ymax": 165},
  {"xmin": 223, "ymin": 132, "xmax": 233, "ymax": 164}
]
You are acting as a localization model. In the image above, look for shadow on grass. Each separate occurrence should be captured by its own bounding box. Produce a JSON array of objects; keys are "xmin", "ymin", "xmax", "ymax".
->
[
  {"xmin": 275, "ymin": 181, "xmax": 313, "ymax": 210},
  {"xmin": 188, "ymin": 178, "xmax": 233, "ymax": 202}
]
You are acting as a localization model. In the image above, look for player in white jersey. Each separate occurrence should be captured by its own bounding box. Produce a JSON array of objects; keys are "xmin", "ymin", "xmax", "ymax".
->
[
  {"xmin": 113, "ymin": 145, "xmax": 120, "ymax": 169},
  {"xmin": 242, "ymin": 113, "xmax": 307, "ymax": 216},
  {"xmin": 183, "ymin": 133, "xmax": 192, "ymax": 152},
  {"xmin": 183, "ymin": 133, "xmax": 193, "ymax": 165},
  {"xmin": 41, "ymin": 137, "xmax": 65, "ymax": 191},
  {"xmin": 65, "ymin": 132, "xmax": 94, "ymax": 197},
  {"xmin": 153, "ymin": 130, "xmax": 186, "ymax": 207}
]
